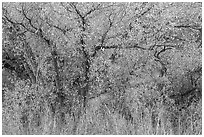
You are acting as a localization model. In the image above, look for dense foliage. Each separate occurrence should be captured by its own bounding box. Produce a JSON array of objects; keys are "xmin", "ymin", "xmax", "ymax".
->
[{"xmin": 2, "ymin": 2, "xmax": 202, "ymax": 135}]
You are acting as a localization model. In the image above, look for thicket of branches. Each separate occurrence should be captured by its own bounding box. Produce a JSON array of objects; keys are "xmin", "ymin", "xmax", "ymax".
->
[{"xmin": 2, "ymin": 2, "xmax": 202, "ymax": 135}]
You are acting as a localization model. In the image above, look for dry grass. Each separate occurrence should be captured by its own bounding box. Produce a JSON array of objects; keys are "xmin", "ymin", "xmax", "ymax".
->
[{"xmin": 2, "ymin": 96, "xmax": 202, "ymax": 135}]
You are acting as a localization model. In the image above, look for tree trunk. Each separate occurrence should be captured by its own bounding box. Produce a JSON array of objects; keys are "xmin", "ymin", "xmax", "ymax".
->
[
  {"xmin": 81, "ymin": 47, "xmax": 90, "ymax": 108},
  {"xmin": 50, "ymin": 45, "xmax": 65, "ymax": 133}
]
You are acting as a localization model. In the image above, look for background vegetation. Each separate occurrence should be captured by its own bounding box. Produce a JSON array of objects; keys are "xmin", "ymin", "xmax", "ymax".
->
[{"xmin": 2, "ymin": 2, "xmax": 202, "ymax": 135}]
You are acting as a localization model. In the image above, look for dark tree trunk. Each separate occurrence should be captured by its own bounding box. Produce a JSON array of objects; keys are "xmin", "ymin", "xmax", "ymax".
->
[{"xmin": 81, "ymin": 46, "xmax": 90, "ymax": 108}]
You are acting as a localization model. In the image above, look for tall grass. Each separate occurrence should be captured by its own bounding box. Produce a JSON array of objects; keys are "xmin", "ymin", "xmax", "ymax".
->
[{"xmin": 2, "ymin": 86, "xmax": 202, "ymax": 135}]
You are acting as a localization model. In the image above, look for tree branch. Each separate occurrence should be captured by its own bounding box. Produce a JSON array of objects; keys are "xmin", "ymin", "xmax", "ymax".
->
[
  {"xmin": 95, "ymin": 42, "xmax": 149, "ymax": 51},
  {"xmin": 174, "ymin": 25, "xmax": 202, "ymax": 47},
  {"xmin": 84, "ymin": 4, "xmax": 101, "ymax": 18},
  {"xmin": 21, "ymin": 4, "xmax": 38, "ymax": 31},
  {"xmin": 3, "ymin": 15, "xmax": 34, "ymax": 33}
]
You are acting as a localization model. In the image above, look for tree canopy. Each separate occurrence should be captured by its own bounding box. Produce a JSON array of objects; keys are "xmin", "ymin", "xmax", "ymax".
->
[{"xmin": 2, "ymin": 2, "xmax": 202, "ymax": 135}]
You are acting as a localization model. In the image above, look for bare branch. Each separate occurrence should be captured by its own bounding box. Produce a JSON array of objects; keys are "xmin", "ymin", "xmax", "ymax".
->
[
  {"xmin": 3, "ymin": 15, "xmax": 33, "ymax": 33},
  {"xmin": 60, "ymin": 2, "xmax": 73, "ymax": 13},
  {"xmin": 139, "ymin": 5, "xmax": 153, "ymax": 17},
  {"xmin": 84, "ymin": 3, "xmax": 101, "ymax": 18},
  {"xmin": 95, "ymin": 42, "xmax": 148, "ymax": 51},
  {"xmin": 21, "ymin": 4, "xmax": 38, "ymax": 31},
  {"xmin": 174, "ymin": 25, "xmax": 202, "ymax": 47},
  {"xmin": 154, "ymin": 45, "xmax": 173, "ymax": 59},
  {"xmin": 45, "ymin": 18, "xmax": 73, "ymax": 35},
  {"xmin": 70, "ymin": 3, "xmax": 84, "ymax": 19},
  {"xmin": 132, "ymin": 3, "xmax": 154, "ymax": 20},
  {"xmin": 149, "ymin": 43, "xmax": 177, "ymax": 51}
]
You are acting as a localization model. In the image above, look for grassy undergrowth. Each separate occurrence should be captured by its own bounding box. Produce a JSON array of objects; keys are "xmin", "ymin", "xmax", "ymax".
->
[{"xmin": 2, "ymin": 91, "xmax": 202, "ymax": 135}]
